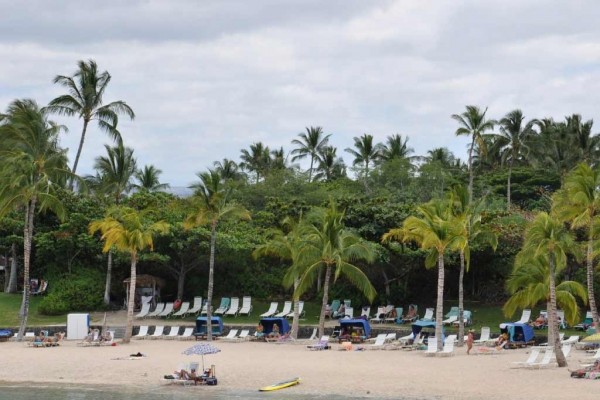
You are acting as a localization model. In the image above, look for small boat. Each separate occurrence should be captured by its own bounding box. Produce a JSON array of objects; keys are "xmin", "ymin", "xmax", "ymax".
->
[{"xmin": 259, "ymin": 377, "xmax": 301, "ymax": 391}]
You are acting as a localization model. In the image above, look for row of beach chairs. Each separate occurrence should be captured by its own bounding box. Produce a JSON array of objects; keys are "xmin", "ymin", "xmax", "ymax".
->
[
  {"xmin": 135, "ymin": 296, "xmax": 253, "ymax": 319},
  {"xmin": 259, "ymin": 301, "xmax": 306, "ymax": 319},
  {"xmin": 133, "ymin": 326, "xmax": 196, "ymax": 340}
]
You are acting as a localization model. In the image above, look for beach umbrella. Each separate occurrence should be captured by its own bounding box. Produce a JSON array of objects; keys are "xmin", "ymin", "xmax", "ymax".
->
[
  {"xmin": 182, "ymin": 343, "xmax": 221, "ymax": 371},
  {"xmin": 582, "ymin": 333, "xmax": 600, "ymax": 343}
]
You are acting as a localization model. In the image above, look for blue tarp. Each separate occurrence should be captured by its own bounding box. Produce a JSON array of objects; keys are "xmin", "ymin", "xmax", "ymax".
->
[
  {"xmin": 196, "ymin": 316, "xmax": 224, "ymax": 336},
  {"xmin": 0, "ymin": 329, "xmax": 12, "ymax": 338},
  {"xmin": 259, "ymin": 318, "xmax": 290, "ymax": 335},
  {"xmin": 411, "ymin": 320, "xmax": 444, "ymax": 341},
  {"xmin": 340, "ymin": 319, "xmax": 371, "ymax": 338},
  {"xmin": 499, "ymin": 322, "xmax": 534, "ymax": 343}
]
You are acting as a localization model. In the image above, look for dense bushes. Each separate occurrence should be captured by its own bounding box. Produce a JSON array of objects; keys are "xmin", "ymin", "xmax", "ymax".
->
[{"xmin": 38, "ymin": 269, "xmax": 105, "ymax": 315}]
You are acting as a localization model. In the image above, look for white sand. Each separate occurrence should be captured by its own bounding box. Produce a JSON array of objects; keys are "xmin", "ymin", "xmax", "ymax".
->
[{"xmin": 1, "ymin": 338, "xmax": 598, "ymax": 399}]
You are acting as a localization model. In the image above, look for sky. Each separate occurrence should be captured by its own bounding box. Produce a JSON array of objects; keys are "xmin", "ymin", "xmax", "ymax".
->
[{"xmin": 2, "ymin": 0, "xmax": 600, "ymax": 187}]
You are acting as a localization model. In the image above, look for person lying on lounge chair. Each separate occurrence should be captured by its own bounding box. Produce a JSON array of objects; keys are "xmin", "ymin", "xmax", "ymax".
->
[
  {"xmin": 178, "ymin": 367, "xmax": 198, "ymax": 384},
  {"xmin": 533, "ymin": 314, "xmax": 546, "ymax": 329},
  {"xmin": 402, "ymin": 306, "xmax": 417, "ymax": 322},
  {"xmin": 495, "ymin": 333, "xmax": 508, "ymax": 349}
]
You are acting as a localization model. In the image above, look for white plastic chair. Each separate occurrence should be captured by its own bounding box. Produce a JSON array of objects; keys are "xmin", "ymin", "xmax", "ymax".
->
[
  {"xmin": 438, "ymin": 335, "xmax": 456, "ymax": 356},
  {"xmin": 275, "ymin": 301, "xmax": 292, "ymax": 317},
  {"xmin": 421, "ymin": 308, "xmax": 435, "ymax": 321},
  {"xmin": 260, "ymin": 302, "xmax": 278, "ymax": 317},
  {"xmin": 177, "ymin": 327, "xmax": 194, "ymax": 340},
  {"xmin": 148, "ymin": 326, "xmax": 164, "ymax": 339},
  {"xmin": 510, "ymin": 347, "xmax": 541, "ymax": 368},
  {"xmin": 164, "ymin": 326, "xmax": 180, "ymax": 339},
  {"xmin": 172, "ymin": 302, "xmax": 190, "ymax": 317},
  {"xmin": 146, "ymin": 303, "xmax": 165, "ymax": 318},
  {"xmin": 185, "ymin": 297, "xmax": 203, "ymax": 316},
  {"xmin": 158, "ymin": 303, "xmax": 174, "ymax": 318},
  {"xmin": 287, "ymin": 301, "xmax": 304, "ymax": 318},
  {"xmin": 515, "ymin": 309, "xmax": 531, "ymax": 324},
  {"xmin": 133, "ymin": 326, "xmax": 149, "ymax": 340},
  {"xmin": 424, "ymin": 338, "xmax": 437, "ymax": 356},
  {"xmin": 473, "ymin": 327, "xmax": 491, "ymax": 344},
  {"xmin": 135, "ymin": 303, "xmax": 151, "ymax": 318},
  {"xmin": 238, "ymin": 296, "xmax": 253, "ymax": 316},
  {"xmin": 225, "ymin": 297, "xmax": 240, "ymax": 317}
]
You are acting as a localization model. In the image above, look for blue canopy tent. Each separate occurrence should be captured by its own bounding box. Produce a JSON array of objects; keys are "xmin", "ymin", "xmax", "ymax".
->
[
  {"xmin": 412, "ymin": 320, "xmax": 444, "ymax": 341},
  {"xmin": 499, "ymin": 322, "xmax": 534, "ymax": 344},
  {"xmin": 195, "ymin": 317, "xmax": 224, "ymax": 339},
  {"xmin": 259, "ymin": 318, "xmax": 290, "ymax": 335},
  {"xmin": 339, "ymin": 319, "xmax": 371, "ymax": 342}
]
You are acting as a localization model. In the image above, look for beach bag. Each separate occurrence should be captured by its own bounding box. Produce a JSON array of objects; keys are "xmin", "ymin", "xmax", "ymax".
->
[{"xmin": 206, "ymin": 377, "xmax": 218, "ymax": 386}]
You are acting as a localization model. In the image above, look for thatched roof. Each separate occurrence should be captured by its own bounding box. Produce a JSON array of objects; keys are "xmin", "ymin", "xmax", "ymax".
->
[{"xmin": 123, "ymin": 274, "xmax": 166, "ymax": 288}]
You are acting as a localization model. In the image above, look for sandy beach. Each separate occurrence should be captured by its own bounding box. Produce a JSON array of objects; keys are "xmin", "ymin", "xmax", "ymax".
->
[{"xmin": 1, "ymin": 336, "xmax": 598, "ymax": 399}]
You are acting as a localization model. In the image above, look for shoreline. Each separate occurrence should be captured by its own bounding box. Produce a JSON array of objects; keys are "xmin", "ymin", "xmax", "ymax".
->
[{"xmin": 2, "ymin": 339, "xmax": 600, "ymax": 399}]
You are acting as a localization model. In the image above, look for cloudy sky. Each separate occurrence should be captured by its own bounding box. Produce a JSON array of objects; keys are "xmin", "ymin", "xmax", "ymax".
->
[{"xmin": 2, "ymin": 0, "xmax": 600, "ymax": 186}]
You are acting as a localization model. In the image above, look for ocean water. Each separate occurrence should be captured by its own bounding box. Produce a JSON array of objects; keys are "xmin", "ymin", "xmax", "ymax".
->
[{"xmin": 0, "ymin": 383, "xmax": 385, "ymax": 400}]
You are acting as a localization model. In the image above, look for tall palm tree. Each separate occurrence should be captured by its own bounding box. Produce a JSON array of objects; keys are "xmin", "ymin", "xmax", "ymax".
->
[
  {"xmin": 383, "ymin": 199, "xmax": 466, "ymax": 351},
  {"xmin": 496, "ymin": 110, "xmax": 536, "ymax": 210},
  {"xmin": 213, "ymin": 158, "xmax": 244, "ymax": 182},
  {"xmin": 379, "ymin": 134, "xmax": 415, "ymax": 162},
  {"xmin": 46, "ymin": 59, "xmax": 135, "ymax": 177},
  {"xmin": 452, "ymin": 106, "xmax": 495, "ymax": 203},
  {"xmin": 295, "ymin": 201, "xmax": 376, "ymax": 337},
  {"xmin": 0, "ymin": 99, "xmax": 71, "ymax": 340},
  {"xmin": 503, "ymin": 212, "xmax": 583, "ymax": 367},
  {"xmin": 133, "ymin": 165, "xmax": 169, "ymax": 192},
  {"xmin": 89, "ymin": 206, "xmax": 169, "ymax": 343},
  {"xmin": 291, "ymin": 126, "xmax": 331, "ymax": 182},
  {"xmin": 270, "ymin": 147, "xmax": 288, "ymax": 171},
  {"xmin": 345, "ymin": 134, "xmax": 381, "ymax": 189},
  {"xmin": 90, "ymin": 143, "xmax": 137, "ymax": 305},
  {"xmin": 553, "ymin": 163, "xmax": 600, "ymax": 331},
  {"xmin": 240, "ymin": 142, "xmax": 270, "ymax": 184},
  {"xmin": 185, "ymin": 170, "xmax": 250, "ymax": 340},
  {"xmin": 314, "ymin": 146, "xmax": 345, "ymax": 182},
  {"xmin": 566, "ymin": 114, "xmax": 599, "ymax": 165}
]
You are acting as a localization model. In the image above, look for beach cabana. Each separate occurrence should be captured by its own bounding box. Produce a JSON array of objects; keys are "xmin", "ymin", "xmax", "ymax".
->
[
  {"xmin": 339, "ymin": 319, "xmax": 371, "ymax": 342},
  {"xmin": 123, "ymin": 274, "xmax": 165, "ymax": 310},
  {"xmin": 195, "ymin": 317, "xmax": 224, "ymax": 339},
  {"xmin": 259, "ymin": 318, "xmax": 290, "ymax": 335},
  {"xmin": 499, "ymin": 322, "xmax": 534, "ymax": 345}
]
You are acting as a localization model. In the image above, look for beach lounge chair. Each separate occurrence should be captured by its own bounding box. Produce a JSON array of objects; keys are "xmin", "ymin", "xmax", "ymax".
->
[
  {"xmin": 445, "ymin": 306, "xmax": 459, "ymax": 319},
  {"xmin": 510, "ymin": 347, "xmax": 542, "ymax": 368},
  {"xmin": 133, "ymin": 326, "xmax": 149, "ymax": 340},
  {"xmin": 260, "ymin": 302, "xmax": 278, "ymax": 317},
  {"xmin": 100, "ymin": 330, "xmax": 115, "ymax": 346},
  {"xmin": 146, "ymin": 302, "xmax": 165, "ymax": 318},
  {"xmin": 370, "ymin": 307, "xmax": 386, "ymax": 324},
  {"xmin": 360, "ymin": 306, "xmax": 371, "ymax": 318},
  {"xmin": 287, "ymin": 301, "xmax": 305, "ymax": 319},
  {"xmin": 540, "ymin": 332, "xmax": 564, "ymax": 346},
  {"xmin": 420, "ymin": 308, "xmax": 434, "ymax": 322},
  {"xmin": 453, "ymin": 310, "xmax": 472, "ymax": 326},
  {"xmin": 158, "ymin": 302, "xmax": 174, "ymax": 318},
  {"xmin": 225, "ymin": 297, "xmax": 240, "ymax": 317},
  {"xmin": 185, "ymin": 297, "xmax": 203, "ymax": 316},
  {"xmin": 148, "ymin": 326, "xmax": 164, "ymax": 339},
  {"xmin": 329, "ymin": 300, "xmax": 341, "ymax": 318},
  {"xmin": 442, "ymin": 315, "xmax": 458, "ymax": 325},
  {"xmin": 562, "ymin": 335, "xmax": 580, "ymax": 345},
  {"xmin": 236, "ymin": 330, "xmax": 250, "ymax": 341},
  {"xmin": 525, "ymin": 347, "xmax": 555, "ymax": 369},
  {"xmin": 438, "ymin": 335, "xmax": 457, "ymax": 356},
  {"xmin": 424, "ymin": 338, "xmax": 438, "ymax": 356},
  {"xmin": 473, "ymin": 327, "xmax": 491, "ymax": 345},
  {"xmin": 135, "ymin": 302, "xmax": 151, "ymax": 319},
  {"xmin": 391, "ymin": 307, "xmax": 404, "ymax": 324},
  {"xmin": 561, "ymin": 343, "xmax": 573, "ymax": 358},
  {"xmin": 213, "ymin": 297, "xmax": 231, "ymax": 315},
  {"xmin": 164, "ymin": 326, "xmax": 180, "ymax": 339},
  {"xmin": 580, "ymin": 347, "xmax": 600, "ymax": 362},
  {"xmin": 515, "ymin": 309, "xmax": 531, "ymax": 324},
  {"xmin": 221, "ymin": 329, "xmax": 239, "ymax": 341},
  {"xmin": 177, "ymin": 327, "xmax": 195, "ymax": 340},
  {"xmin": 368, "ymin": 334, "xmax": 388, "ymax": 350},
  {"xmin": 344, "ymin": 299, "xmax": 351, "ymax": 308},
  {"xmin": 384, "ymin": 306, "xmax": 399, "ymax": 323},
  {"xmin": 238, "ymin": 296, "xmax": 253, "ymax": 316},
  {"xmin": 32, "ymin": 280, "xmax": 48, "ymax": 296},
  {"xmin": 557, "ymin": 310, "xmax": 567, "ymax": 329},
  {"xmin": 304, "ymin": 328, "xmax": 318, "ymax": 342},
  {"xmin": 275, "ymin": 301, "xmax": 292, "ymax": 318},
  {"xmin": 307, "ymin": 336, "xmax": 330, "ymax": 350},
  {"xmin": 172, "ymin": 302, "xmax": 190, "ymax": 318},
  {"xmin": 343, "ymin": 307, "xmax": 354, "ymax": 319},
  {"xmin": 200, "ymin": 300, "xmax": 210, "ymax": 315},
  {"xmin": 574, "ymin": 311, "xmax": 593, "ymax": 331},
  {"xmin": 402, "ymin": 304, "xmax": 419, "ymax": 323}
]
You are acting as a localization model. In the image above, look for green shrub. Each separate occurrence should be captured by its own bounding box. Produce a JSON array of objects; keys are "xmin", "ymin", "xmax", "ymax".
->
[{"xmin": 38, "ymin": 269, "xmax": 105, "ymax": 315}]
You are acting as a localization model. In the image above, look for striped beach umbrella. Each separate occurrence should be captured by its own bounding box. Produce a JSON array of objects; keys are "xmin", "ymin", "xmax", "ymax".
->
[{"xmin": 182, "ymin": 343, "xmax": 221, "ymax": 371}]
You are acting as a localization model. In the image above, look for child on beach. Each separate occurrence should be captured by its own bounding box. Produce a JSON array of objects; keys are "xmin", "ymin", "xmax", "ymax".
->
[{"xmin": 466, "ymin": 330, "xmax": 474, "ymax": 355}]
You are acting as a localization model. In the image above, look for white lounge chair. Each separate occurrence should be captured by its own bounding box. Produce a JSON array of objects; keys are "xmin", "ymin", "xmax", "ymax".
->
[
  {"xmin": 237, "ymin": 329, "xmax": 250, "ymax": 341},
  {"xmin": 260, "ymin": 302, "xmax": 278, "ymax": 317},
  {"xmin": 304, "ymin": 328, "xmax": 318, "ymax": 342},
  {"xmin": 221, "ymin": 329, "xmax": 239, "ymax": 341},
  {"xmin": 275, "ymin": 301, "xmax": 292, "ymax": 317},
  {"xmin": 200, "ymin": 300, "xmax": 210, "ymax": 315},
  {"xmin": 473, "ymin": 327, "xmax": 491, "ymax": 344},
  {"xmin": 424, "ymin": 339, "xmax": 437, "ymax": 356},
  {"xmin": 515, "ymin": 309, "xmax": 531, "ymax": 324},
  {"xmin": 185, "ymin": 297, "xmax": 203, "ymax": 316},
  {"xmin": 158, "ymin": 302, "xmax": 174, "ymax": 318},
  {"xmin": 368, "ymin": 334, "xmax": 387, "ymax": 350},
  {"xmin": 135, "ymin": 303, "xmax": 151, "ymax": 319},
  {"xmin": 146, "ymin": 303, "xmax": 165, "ymax": 318},
  {"xmin": 213, "ymin": 297, "xmax": 230, "ymax": 315},
  {"xmin": 307, "ymin": 336, "xmax": 330, "ymax": 350},
  {"xmin": 172, "ymin": 302, "xmax": 190, "ymax": 317},
  {"xmin": 225, "ymin": 297, "xmax": 240, "ymax": 317},
  {"xmin": 360, "ymin": 306, "xmax": 371, "ymax": 318},
  {"xmin": 148, "ymin": 326, "xmax": 164, "ymax": 339},
  {"xmin": 287, "ymin": 301, "xmax": 304, "ymax": 318},
  {"xmin": 420, "ymin": 308, "xmax": 434, "ymax": 321},
  {"xmin": 510, "ymin": 347, "xmax": 542, "ymax": 368},
  {"xmin": 238, "ymin": 296, "xmax": 253, "ymax": 316},
  {"xmin": 370, "ymin": 306, "xmax": 386, "ymax": 324},
  {"xmin": 526, "ymin": 347, "xmax": 555, "ymax": 369},
  {"xmin": 442, "ymin": 315, "xmax": 458, "ymax": 325},
  {"xmin": 177, "ymin": 327, "xmax": 195, "ymax": 340},
  {"xmin": 561, "ymin": 343, "xmax": 573, "ymax": 358},
  {"xmin": 164, "ymin": 326, "xmax": 180, "ymax": 339},
  {"xmin": 133, "ymin": 326, "xmax": 149, "ymax": 340},
  {"xmin": 438, "ymin": 335, "xmax": 457, "ymax": 356},
  {"xmin": 562, "ymin": 335, "xmax": 580, "ymax": 345}
]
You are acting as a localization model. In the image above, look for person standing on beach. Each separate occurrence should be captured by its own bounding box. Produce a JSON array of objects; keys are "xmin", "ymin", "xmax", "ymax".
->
[{"xmin": 466, "ymin": 330, "xmax": 474, "ymax": 355}]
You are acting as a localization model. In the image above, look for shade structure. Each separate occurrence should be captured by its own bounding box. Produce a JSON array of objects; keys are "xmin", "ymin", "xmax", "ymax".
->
[
  {"xmin": 182, "ymin": 343, "xmax": 221, "ymax": 371},
  {"xmin": 582, "ymin": 333, "xmax": 600, "ymax": 343}
]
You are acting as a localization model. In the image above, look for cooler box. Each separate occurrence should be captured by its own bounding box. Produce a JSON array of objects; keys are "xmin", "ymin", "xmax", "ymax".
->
[{"xmin": 67, "ymin": 313, "xmax": 90, "ymax": 340}]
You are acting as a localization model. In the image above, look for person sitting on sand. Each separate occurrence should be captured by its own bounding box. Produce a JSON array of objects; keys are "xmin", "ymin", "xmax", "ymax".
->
[
  {"xmin": 255, "ymin": 323, "xmax": 265, "ymax": 339},
  {"xmin": 495, "ymin": 332, "xmax": 508, "ymax": 349},
  {"xmin": 533, "ymin": 314, "xmax": 546, "ymax": 329}
]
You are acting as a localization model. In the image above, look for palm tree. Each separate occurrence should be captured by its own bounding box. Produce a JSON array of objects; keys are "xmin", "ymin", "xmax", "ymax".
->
[
  {"xmin": 553, "ymin": 163, "xmax": 600, "ymax": 331},
  {"xmin": 46, "ymin": 59, "xmax": 135, "ymax": 177},
  {"xmin": 213, "ymin": 158, "xmax": 244, "ymax": 182},
  {"xmin": 448, "ymin": 185, "xmax": 497, "ymax": 346},
  {"xmin": 314, "ymin": 146, "xmax": 345, "ymax": 182},
  {"xmin": 240, "ymin": 142, "xmax": 270, "ymax": 184},
  {"xmin": 0, "ymin": 99, "xmax": 71, "ymax": 340},
  {"xmin": 270, "ymin": 147, "xmax": 288, "ymax": 171},
  {"xmin": 504, "ymin": 212, "xmax": 584, "ymax": 367},
  {"xmin": 383, "ymin": 199, "xmax": 466, "ymax": 351},
  {"xmin": 90, "ymin": 143, "xmax": 137, "ymax": 305},
  {"xmin": 566, "ymin": 114, "xmax": 599, "ymax": 165},
  {"xmin": 89, "ymin": 206, "xmax": 169, "ymax": 343},
  {"xmin": 379, "ymin": 134, "xmax": 415, "ymax": 162},
  {"xmin": 295, "ymin": 201, "xmax": 376, "ymax": 337},
  {"xmin": 345, "ymin": 134, "xmax": 381, "ymax": 189},
  {"xmin": 133, "ymin": 165, "xmax": 169, "ymax": 192},
  {"xmin": 452, "ymin": 106, "xmax": 495, "ymax": 203},
  {"xmin": 291, "ymin": 126, "xmax": 331, "ymax": 182},
  {"xmin": 184, "ymin": 170, "xmax": 250, "ymax": 340},
  {"xmin": 496, "ymin": 110, "xmax": 536, "ymax": 210}
]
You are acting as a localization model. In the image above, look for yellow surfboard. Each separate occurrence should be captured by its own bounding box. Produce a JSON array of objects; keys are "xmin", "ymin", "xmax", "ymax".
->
[{"xmin": 259, "ymin": 377, "xmax": 301, "ymax": 391}]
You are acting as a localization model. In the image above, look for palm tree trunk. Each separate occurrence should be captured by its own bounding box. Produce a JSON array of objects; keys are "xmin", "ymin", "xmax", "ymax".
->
[
  {"xmin": 206, "ymin": 221, "xmax": 217, "ymax": 341},
  {"xmin": 587, "ymin": 229, "xmax": 599, "ymax": 332},
  {"xmin": 291, "ymin": 278, "xmax": 300, "ymax": 339},
  {"xmin": 123, "ymin": 253, "xmax": 137, "ymax": 343},
  {"xmin": 435, "ymin": 253, "xmax": 445, "ymax": 351},
  {"xmin": 71, "ymin": 119, "xmax": 89, "ymax": 177},
  {"xmin": 467, "ymin": 136, "xmax": 475, "ymax": 204},
  {"xmin": 308, "ymin": 155, "xmax": 314, "ymax": 183},
  {"xmin": 457, "ymin": 251, "xmax": 465, "ymax": 346},
  {"xmin": 103, "ymin": 250, "xmax": 113, "ymax": 305},
  {"xmin": 549, "ymin": 257, "xmax": 567, "ymax": 367},
  {"xmin": 318, "ymin": 264, "xmax": 332, "ymax": 338},
  {"xmin": 17, "ymin": 198, "xmax": 36, "ymax": 341},
  {"xmin": 507, "ymin": 160, "xmax": 513, "ymax": 211},
  {"xmin": 6, "ymin": 243, "xmax": 18, "ymax": 293},
  {"xmin": 176, "ymin": 264, "xmax": 186, "ymax": 300}
]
